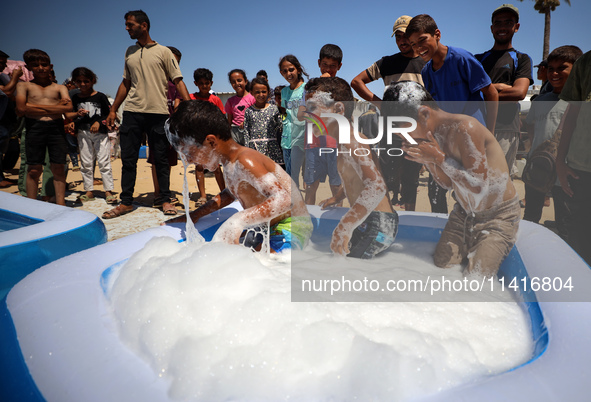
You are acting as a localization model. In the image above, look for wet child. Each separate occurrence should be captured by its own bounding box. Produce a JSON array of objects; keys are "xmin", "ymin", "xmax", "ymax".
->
[
  {"xmin": 66, "ymin": 67, "xmax": 116, "ymax": 204},
  {"xmin": 384, "ymin": 81, "xmax": 519, "ymax": 277},
  {"xmin": 15, "ymin": 49, "xmax": 72, "ymax": 205},
  {"xmin": 225, "ymin": 69, "xmax": 255, "ymax": 146},
  {"xmin": 243, "ymin": 77, "xmax": 284, "ymax": 167},
  {"xmin": 305, "ymin": 77, "xmax": 398, "ymax": 259},
  {"xmin": 191, "ymin": 68, "xmax": 226, "ymax": 206},
  {"xmin": 165, "ymin": 100, "xmax": 312, "ymax": 253}
]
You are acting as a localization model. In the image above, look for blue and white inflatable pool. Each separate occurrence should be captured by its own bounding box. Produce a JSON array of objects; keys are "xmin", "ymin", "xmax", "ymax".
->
[
  {"xmin": 1, "ymin": 204, "xmax": 590, "ymax": 401},
  {"xmin": 0, "ymin": 192, "xmax": 107, "ymax": 299}
]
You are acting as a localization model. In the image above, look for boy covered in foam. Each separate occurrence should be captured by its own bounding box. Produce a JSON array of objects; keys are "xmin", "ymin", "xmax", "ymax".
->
[
  {"xmin": 304, "ymin": 77, "xmax": 398, "ymax": 259},
  {"xmin": 165, "ymin": 100, "xmax": 312, "ymax": 252},
  {"xmin": 384, "ymin": 81, "xmax": 519, "ymax": 277}
]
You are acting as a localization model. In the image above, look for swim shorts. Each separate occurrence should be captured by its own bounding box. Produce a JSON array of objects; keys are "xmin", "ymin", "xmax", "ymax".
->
[
  {"xmin": 241, "ymin": 216, "xmax": 313, "ymax": 252},
  {"xmin": 347, "ymin": 210, "xmax": 399, "ymax": 259},
  {"xmin": 25, "ymin": 118, "xmax": 68, "ymax": 165}
]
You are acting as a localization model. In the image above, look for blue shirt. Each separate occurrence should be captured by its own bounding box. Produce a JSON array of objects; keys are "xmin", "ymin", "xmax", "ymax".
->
[{"xmin": 422, "ymin": 46, "xmax": 491, "ymax": 125}]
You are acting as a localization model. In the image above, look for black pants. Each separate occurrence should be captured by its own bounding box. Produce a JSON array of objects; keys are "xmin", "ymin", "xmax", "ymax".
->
[{"xmin": 119, "ymin": 112, "xmax": 171, "ymax": 206}]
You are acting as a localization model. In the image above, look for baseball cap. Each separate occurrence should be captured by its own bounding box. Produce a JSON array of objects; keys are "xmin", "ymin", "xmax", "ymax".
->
[
  {"xmin": 391, "ymin": 15, "xmax": 412, "ymax": 37},
  {"xmin": 492, "ymin": 4, "xmax": 519, "ymax": 22},
  {"xmin": 534, "ymin": 60, "xmax": 548, "ymax": 68}
]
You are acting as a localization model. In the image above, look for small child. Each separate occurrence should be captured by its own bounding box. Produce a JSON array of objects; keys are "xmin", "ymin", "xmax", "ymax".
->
[
  {"xmin": 66, "ymin": 67, "xmax": 116, "ymax": 204},
  {"xmin": 305, "ymin": 77, "xmax": 398, "ymax": 259},
  {"xmin": 318, "ymin": 44, "xmax": 343, "ymax": 78},
  {"xmin": 243, "ymin": 77, "xmax": 284, "ymax": 167},
  {"xmin": 15, "ymin": 49, "xmax": 72, "ymax": 206},
  {"xmin": 384, "ymin": 81, "xmax": 519, "ymax": 277},
  {"xmin": 165, "ymin": 100, "xmax": 312, "ymax": 253},
  {"xmin": 191, "ymin": 67, "xmax": 226, "ymax": 206},
  {"xmin": 304, "ymin": 45, "xmax": 344, "ymax": 205},
  {"xmin": 225, "ymin": 69, "xmax": 255, "ymax": 146}
]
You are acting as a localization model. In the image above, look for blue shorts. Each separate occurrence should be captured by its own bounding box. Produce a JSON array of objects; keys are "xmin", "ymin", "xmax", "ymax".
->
[
  {"xmin": 240, "ymin": 217, "xmax": 313, "ymax": 253},
  {"xmin": 347, "ymin": 210, "xmax": 399, "ymax": 259},
  {"xmin": 304, "ymin": 148, "xmax": 341, "ymax": 186}
]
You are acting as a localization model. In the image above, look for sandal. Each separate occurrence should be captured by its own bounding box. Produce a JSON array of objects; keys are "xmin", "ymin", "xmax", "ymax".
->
[
  {"xmin": 162, "ymin": 202, "xmax": 178, "ymax": 216},
  {"xmin": 105, "ymin": 195, "xmax": 118, "ymax": 205},
  {"xmin": 153, "ymin": 197, "xmax": 178, "ymax": 208},
  {"xmin": 102, "ymin": 204, "xmax": 133, "ymax": 219},
  {"xmin": 77, "ymin": 194, "xmax": 96, "ymax": 203}
]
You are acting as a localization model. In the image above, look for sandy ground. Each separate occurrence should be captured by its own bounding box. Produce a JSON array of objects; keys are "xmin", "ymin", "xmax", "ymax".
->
[{"xmin": 1, "ymin": 156, "xmax": 556, "ymax": 241}]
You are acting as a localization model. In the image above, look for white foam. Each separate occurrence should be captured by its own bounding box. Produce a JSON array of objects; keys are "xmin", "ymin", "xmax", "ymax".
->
[{"xmin": 108, "ymin": 237, "xmax": 533, "ymax": 401}]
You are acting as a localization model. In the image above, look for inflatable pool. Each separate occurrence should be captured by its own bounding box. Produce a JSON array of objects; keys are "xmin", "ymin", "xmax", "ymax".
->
[
  {"xmin": 0, "ymin": 192, "xmax": 107, "ymax": 299},
  {"xmin": 1, "ymin": 204, "xmax": 590, "ymax": 401}
]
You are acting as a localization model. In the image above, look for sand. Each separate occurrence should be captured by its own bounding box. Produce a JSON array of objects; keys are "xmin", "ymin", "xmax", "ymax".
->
[{"xmin": 1, "ymin": 156, "xmax": 556, "ymax": 241}]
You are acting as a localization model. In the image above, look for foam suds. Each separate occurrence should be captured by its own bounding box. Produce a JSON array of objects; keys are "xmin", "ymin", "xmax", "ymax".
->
[{"xmin": 108, "ymin": 237, "xmax": 533, "ymax": 401}]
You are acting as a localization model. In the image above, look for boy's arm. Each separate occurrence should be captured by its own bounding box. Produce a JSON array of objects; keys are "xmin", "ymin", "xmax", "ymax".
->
[
  {"xmin": 493, "ymin": 77, "xmax": 530, "ymax": 102},
  {"xmin": 0, "ymin": 67, "xmax": 23, "ymax": 97},
  {"xmin": 106, "ymin": 79, "xmax": 130, "ymax": 130},
  {"xmin": 480, "ymin": 83, "xmax": 498, "ymax": 133},
  {"xmin": 556, "ymin": 103, "xmax": 579, "ymax": 197},
  {"xmin": 331, "ymin": 142, "xmax": 388, "ymax": 255},
  {"xmin": 165, "ymin": 189, "xmax": 235, "ymax": 225},
  {"xmin": 351, "ymin": 70, "xmax": 381, "ymax": 106},
  {"xmin": 212, "ymin": 155, "xmax": 292, "ymax": 244}
]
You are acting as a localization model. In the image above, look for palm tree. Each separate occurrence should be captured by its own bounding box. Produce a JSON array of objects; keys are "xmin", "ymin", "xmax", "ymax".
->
[{"xmin": 519, "ymin": 0, "xmax": 571, "ymax": 60}]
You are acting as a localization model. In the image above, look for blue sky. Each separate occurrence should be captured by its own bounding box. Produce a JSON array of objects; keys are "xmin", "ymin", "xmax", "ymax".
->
[{"xmin": 2, "ymin": 0, "xmax": 589, "ymax": 99}]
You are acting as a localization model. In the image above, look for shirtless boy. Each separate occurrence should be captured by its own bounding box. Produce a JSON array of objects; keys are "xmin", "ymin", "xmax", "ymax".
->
[
  {"xmin": 15, "ymin": 49, "xmax": 72, "ymax": 205},
  {"xmin": 304, "ymin": 77, "xmax": 398, "ymax": 259},
  {"xmin": 384, "ymin": 81, "xmax": 520, "ymax": 277},
  {"xmin": 165, "ymin": 100, "xmax": 312, "ymax": 252}
]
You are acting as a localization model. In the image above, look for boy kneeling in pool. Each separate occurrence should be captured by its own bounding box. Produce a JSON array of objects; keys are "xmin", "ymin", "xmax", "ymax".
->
[
  {"xmin": 384, "ymin": 81, "xmax": 520, "ymax": 277},
  {"xmin": 304, "ymin": 77, "xmax": 398, "ymax": 259},
  {"xmin": 165, "ymin": 100, "xmax": 312, "ymax": 252}
]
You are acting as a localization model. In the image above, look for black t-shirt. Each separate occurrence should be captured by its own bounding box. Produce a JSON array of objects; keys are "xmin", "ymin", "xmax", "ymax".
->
[
  {"xmin": 475, "ymin": 48, "xmax": 533, "ymax": 131},
  {"xmin": 71, "ymin": 92, "xmax": 111, "ymax": 134}
]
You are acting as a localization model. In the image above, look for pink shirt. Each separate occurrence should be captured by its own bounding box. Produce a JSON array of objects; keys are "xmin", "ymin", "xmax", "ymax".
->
[{"xmin": 224, "ymin": 93, "xmax": 255, "ymax": 126}]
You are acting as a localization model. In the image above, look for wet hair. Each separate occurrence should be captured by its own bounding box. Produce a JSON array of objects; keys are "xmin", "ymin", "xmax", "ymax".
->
[
  {"xmin": 194, "ymin": 68, "xmax": 213, "ymax": 83},
  {"xmin": 304, "ymin": 77, "xmax": 354, "ymax": 119},
  {"xmin": 406, "ymin": 14, "xmax": 438, "ymax": 37},
  {"xmin": 256, "ymin": 70, "xmax": 268, "ymax": 79},
  {"xmin": 278, "ymin": 54, "xmax": 309, "ymax": 82},
  {"xmin": 124, "ymin": 10, "xmax": 150, "ymax": 31},
  {"xmin": 71, "ymin": 67, "xmax": 98, "ymax": 84},
  {"xmin": 547, "ymin": 45, "xmax": 583, "ymax": 65},
  {"xmin": 167, "ymin": 46, "xmax": 182, "ymax": 62},
  {"xmin": 274, "ymin": 85, "xmax": 285, "ymax": 98},
  {"xmin": 168, "ymin": 100, "xmax": 231, "ymax": 149},
  {"xmin": 23, "ymin": 49, "xmax": 50, "ymax": 65},
  {"xmin": 251, "ymin": 76, "xmax": 270, "ymax": 93},
  {"xmin": 382, "ymin": 81, "xmax": 439, "ymax": 119},
  {"xmin": 319, "ymin": 44, "xmax": 343, "ymax": 64}
]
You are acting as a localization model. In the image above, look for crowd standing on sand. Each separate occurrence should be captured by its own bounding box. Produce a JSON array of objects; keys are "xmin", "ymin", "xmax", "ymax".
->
[{"xmin": 1, "ymin": 4, "xmax": 590, "ymax": 270}]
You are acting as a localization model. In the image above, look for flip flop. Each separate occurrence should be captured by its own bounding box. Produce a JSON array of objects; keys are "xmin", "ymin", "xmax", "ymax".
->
[
  {"xmin": 106, "ymin": 195, "xmax": 118, "ymax": 205},
  {"xmin": 162, "ymin": 202, "xmax": 178, "ymax": 216},
  {"xmin": 77, "ymin": 194, "xmax": 96, "ymax": 203},
  {"xmin": 102, "ymin": 204, "xmax": 133, "ymax": 219}
]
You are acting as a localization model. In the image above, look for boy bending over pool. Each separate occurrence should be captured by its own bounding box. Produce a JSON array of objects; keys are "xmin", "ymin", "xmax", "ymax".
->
[
  {"xmin": 165, "ymin": 100, "xmax": 312, "ymax": 252},
  {"xmin": 384, "ymin": 81, "xmax": 520, "ymax": 277},
  {"xmin": 304, "ymin": 77, "xmax": 398, "ymax": 259}
]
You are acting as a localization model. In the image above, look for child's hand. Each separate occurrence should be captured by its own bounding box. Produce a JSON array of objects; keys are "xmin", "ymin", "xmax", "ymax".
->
[
  {"xmin": 319, "ymin": 196, "xmax": 339, "ymax": 209},
  {"xmin": 90, "ymin": 121, "xmax": 100, "ymax": 133},
  {"xmin": 331, "ymin": 223, "xmax": 351, "ymax": 255},
  {"xmin": 402, "ymin": 131, "xmax": 444, "ymax": 165},
  {"xmin": 59, "ymin": 98, "xmax": 72, "ymax": 105},
  {"xmin": 10, "ymin": 66, "xmax": 23, "ymax": 80},
  {"xmin": 65, "ymin": 122, "xmax": 75, "ymax": 136},
  {"xmin": 77, "ymin": 109, "xmax": 89, "ymax": 117}
]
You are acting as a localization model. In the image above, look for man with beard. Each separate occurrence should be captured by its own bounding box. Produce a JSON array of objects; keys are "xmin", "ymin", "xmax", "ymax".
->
[
  {"xmin": 476, "ymin": 4, "xmax": 533, "ymax": 176},
  {"xmin": 104, "ymin": 10, "xmax": 191, "ymax": 219}
]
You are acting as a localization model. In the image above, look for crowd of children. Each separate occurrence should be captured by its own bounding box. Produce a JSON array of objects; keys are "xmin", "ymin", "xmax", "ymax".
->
[{"xmin": 2, "ymin": 5, "xmax": 590, "ymax": 270}]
